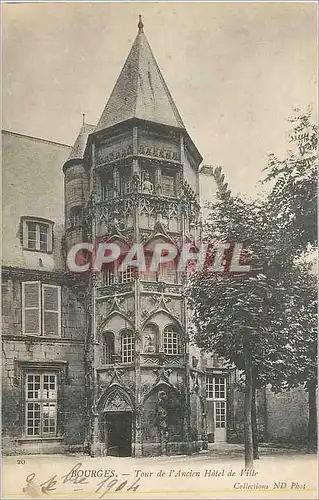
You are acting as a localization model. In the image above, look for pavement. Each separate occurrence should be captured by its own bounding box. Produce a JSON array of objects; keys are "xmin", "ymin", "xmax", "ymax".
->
[{"xmin": 3, "ymin": 441, "xmax": 314, "ymax": 463}]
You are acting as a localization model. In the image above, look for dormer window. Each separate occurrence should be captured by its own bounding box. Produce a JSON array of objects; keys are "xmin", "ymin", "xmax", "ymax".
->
[{"xmin": 21, "ymin": 217, "xmax": 53, "ymax": 253}]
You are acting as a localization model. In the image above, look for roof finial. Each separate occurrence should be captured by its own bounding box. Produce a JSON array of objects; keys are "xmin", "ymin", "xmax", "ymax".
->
[
  {"xmin": 82, "ymin": 113, "xmax": 85, "ymax": 125},
  {"xmin": 138, "ymin": 14, "xmax": 144, "ymax": 33}
]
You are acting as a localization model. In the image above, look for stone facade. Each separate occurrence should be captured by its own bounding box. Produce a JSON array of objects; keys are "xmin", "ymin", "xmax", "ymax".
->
[
  {"xmin": 2, "ymin": 131, "xmax": 90, "ymax": 455},
  {"xmin": 1, "ymin": 19, "xmax": 310, "ymax": 456}
]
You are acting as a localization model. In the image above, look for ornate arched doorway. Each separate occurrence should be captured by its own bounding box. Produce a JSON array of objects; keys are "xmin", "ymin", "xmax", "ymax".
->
[{"xmin": 99, "ymin": 388, "xmax": 134, "ymax": 456}]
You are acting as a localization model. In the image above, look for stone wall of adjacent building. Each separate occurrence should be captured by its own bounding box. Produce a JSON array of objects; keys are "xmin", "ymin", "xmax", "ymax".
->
[
  {"xmin": 265, "ymin": 385, "xmax": 309, "ymax": 444},
  {"xmin": 227, "ymin": 376, "xmax": 309, "ymax": 445},
  {"xmin": 2, "ymin": 130, "xmax": 70, "ymax": 271},
  {"xmin": 2, "ymin": 273, "xmax": 88, "ymax": 454}
]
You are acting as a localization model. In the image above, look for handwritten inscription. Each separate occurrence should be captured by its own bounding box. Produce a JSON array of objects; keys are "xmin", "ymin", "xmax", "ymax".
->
[
  {"xmin": 20, "ymin": 464, "xmax": 310, "ymax": 498},
  {"xmin": 22, "ymin": 463, "xmax": 140, "ymax": 498}
]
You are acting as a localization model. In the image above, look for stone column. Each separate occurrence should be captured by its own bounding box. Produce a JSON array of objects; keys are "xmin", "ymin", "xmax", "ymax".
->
[
  {"xmin": 133, "ymin": 405, "xmax": 143, "ymax": 457},
  {"xmin": 90, "ymin": 413, "xmax": 101, "ymax": 457}
]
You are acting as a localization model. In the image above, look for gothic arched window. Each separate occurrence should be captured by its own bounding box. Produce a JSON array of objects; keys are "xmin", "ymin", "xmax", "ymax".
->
[
  {"xmin": 163, "ymin": 325, "xmax": 181, "ymax": 355},
  {"xmin": 121, "ymin": 329, "xmax": 134, "ymax": 363},
  {"xmin": 102, "ymin": 332, "xmax": 115, "ymax": 364}
]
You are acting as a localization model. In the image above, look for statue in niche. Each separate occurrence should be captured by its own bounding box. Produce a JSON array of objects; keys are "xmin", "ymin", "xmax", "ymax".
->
[
  {"xmin": 156, "ymin": 390, "xmax": 168, "ymax": 431},
  {"xmin": 142, "ymin": 172, "xmax": 154, "ymax": 194},
  {"xmin": 143, "ymin": 334, "xmax": 156, "ymax": 353}
]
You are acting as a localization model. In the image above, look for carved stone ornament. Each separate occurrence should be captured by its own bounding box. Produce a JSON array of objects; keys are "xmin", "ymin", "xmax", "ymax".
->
[
  {"xmin": 109, "ymin": 366, "xmax": 125, "ymax": 386},
  {"xmin": 138, "ymin": 144, "xmax": 180, "ymax": 162},
  {"xmin": 132, "ymin": 172, "xmax": 140, "ymax": 191},
  {"xmin": 141, "ymin": 382, "xmax": 153, "ymax": 401},
  {"xmin": 104, "ymin": 390, "xmax": 132, "ymax": 412},
  {"xmin": 153, "ymin": 366, "xmax": 172, "ymax": 385}
]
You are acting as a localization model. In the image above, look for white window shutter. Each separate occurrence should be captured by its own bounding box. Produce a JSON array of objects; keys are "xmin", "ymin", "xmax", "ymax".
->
[
  {"xmin": 22, "ymin": 220, "xmax": 28, "ymax": 247},
  {"xmin": 47, "ymin": 225, "xmax": 53, "ymax": 252},
  {"xmin": 22, "ymin": 282, "xmax": 41, "ymax": 335},
  {"xmin": 42, "ymin": 284, "xmax": 61, "ymax": 336}
]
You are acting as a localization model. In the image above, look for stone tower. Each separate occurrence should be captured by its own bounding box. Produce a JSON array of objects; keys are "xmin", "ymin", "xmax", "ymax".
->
[{"xmin": 66, "ymin": 17, "xmax": 203, "ymax": 457}]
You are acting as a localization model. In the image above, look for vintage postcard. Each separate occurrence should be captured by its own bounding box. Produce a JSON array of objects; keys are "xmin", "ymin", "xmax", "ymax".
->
[{"xmin": 1, "ymin": 1, "xmax": 318, "ymax": 499}]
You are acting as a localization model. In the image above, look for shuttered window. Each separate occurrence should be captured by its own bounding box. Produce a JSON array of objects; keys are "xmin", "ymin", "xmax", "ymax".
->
[
  {"xmin": 22, "ymin": 282, "xmax": 41, "ymax": 335},
  {"xmin": 22, "ymin": 282, "xmax": 61, "ymax": 336},
  {"xmin": 42, "ymin": 285, "xmax": 61, "ymax": 336}
]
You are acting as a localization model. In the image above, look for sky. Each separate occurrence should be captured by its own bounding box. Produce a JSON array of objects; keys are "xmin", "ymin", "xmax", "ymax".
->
[{"xmin": 2, "ymin": 2, "xmax": 317, "ymax": 198}]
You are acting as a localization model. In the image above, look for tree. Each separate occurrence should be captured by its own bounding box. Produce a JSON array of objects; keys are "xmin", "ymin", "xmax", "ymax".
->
[
  {"xmin": 188, "ymin": 270, "xmax": 287, "ymax": 468},
  {"xmin": 263, "ymin": 108, "xmax": 318, "ymax": 452},
  {"xmin": 189, "ymin": 111, "xmax": 317, "ymax": 466},
  {"xmin": 263, "ymin": 107, "xmax": 317, "ymax": 255},
  {"xmin": 266, "ymin": 265, "xmax": 317, "ymax": 451}
]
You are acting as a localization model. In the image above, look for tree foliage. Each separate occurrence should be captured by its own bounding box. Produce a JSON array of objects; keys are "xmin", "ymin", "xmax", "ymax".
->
[
  {"xmin": 188, "ymin": 110, "xmax": 317, "ymax": 457},
  {"xmin": 263, "ymin": 107, "xmax": 317, "ymax": 255},
  {"xmin": 189, "ymin": 109, "xmax": 317, "ymax": 387}
]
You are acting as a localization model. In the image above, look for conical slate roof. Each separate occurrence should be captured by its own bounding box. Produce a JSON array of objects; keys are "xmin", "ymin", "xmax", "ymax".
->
[
  {"xmin": 96, "ymin": 17, "xmax": 185, "ymax": 132},
  {"xmin": 68, "ymin": 122, "xmax": 96, "ymax": 160}
]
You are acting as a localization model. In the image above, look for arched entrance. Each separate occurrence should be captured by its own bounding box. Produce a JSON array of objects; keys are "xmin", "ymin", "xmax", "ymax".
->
[
  {"xmin": 99, "ymin": 388, "xmax": 134, "ymax": 457},
  {"xmin": 104, "ymin": 411, "xmax": 132, "ymax": 456}
]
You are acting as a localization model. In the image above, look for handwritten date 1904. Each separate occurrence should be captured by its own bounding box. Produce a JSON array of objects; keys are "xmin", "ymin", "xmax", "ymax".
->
[{"xmin": 22, "ymin": 462, "xmax": 140, "ymax": 499}]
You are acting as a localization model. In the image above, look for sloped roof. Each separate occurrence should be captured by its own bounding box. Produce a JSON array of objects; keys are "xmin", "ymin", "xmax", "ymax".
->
[
  {"xmin": 68, "ymin": 122, "xmax": 96, "ymax": 160},
  {"xmin": 96, "ymin": 18, "xmax": 185, "ymax": 132}
]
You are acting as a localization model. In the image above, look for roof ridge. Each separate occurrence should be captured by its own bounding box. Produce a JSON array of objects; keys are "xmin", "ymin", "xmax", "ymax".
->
[
  {"xmin": 2, "ymin": 129, "xmax": 71, "ymax": 148},
  {"xmin": 142, "ymin": 32, "xmax": 185, "ymax": 129}
]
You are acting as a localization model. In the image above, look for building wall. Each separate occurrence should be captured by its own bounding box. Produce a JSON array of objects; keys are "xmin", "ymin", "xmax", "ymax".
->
[
  {"xmin": 2, "ymin": 274, "xmax": 87, "ymax": 454},
  {"xmin": 266, "ymin": 385, "xmax": 309, "ymax": 443},
  {"xmin": 1, "ymin": 130, "xmax": 88, "ymax": 454},
  {"xmin": 2, "ymin": 130, "xmax": 70, "ymax": 271}
]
